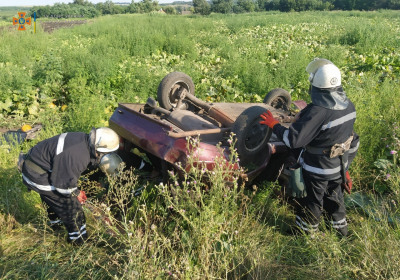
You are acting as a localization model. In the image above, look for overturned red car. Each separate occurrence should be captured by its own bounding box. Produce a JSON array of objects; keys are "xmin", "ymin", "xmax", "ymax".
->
[{"xmin": 109, "ymin": 72, "xmax": 307, "ymax": 185}]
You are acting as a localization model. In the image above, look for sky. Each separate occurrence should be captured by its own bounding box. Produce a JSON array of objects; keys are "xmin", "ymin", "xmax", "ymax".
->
[{"xmin": 0, "ymin": 0, "xmax": 175, "ymax": 6}]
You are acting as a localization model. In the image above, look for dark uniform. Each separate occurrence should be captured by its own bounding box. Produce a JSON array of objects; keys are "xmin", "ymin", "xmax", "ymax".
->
[
  {"xmin": 273, "ymin": 86, "xmax": 359, "ymax": 236},
  {"xmin": 22, "ymin": 131, "xmax": 97, "ymax": 243}
]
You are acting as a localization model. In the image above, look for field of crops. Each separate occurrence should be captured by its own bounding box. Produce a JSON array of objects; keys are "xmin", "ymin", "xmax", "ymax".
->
[{"xmin": 1, "ymin": 10, "xmax": 400, "ymax": 279}]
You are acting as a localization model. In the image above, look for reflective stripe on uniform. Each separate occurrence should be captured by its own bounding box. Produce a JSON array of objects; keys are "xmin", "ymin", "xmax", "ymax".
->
[
  {"xmin": 321, "ymin": 112, "xmax": 356, "ymax": 131},
  {"xmin": 283, "ymin": 129, "xmax": 291, "ymax": 148},
  {"xmin": 300, "ymin": 158, "xmax": 348, "ymax": 175},
  {"xmin": 68, "ymin": 224, "xmax": 87, "ymax": 240},
  {"xmin": 23, "ymin": 174, "xmax": 77, "ymax": 194},
  {"xmin": 56, "ymin": 133, "xmax": 68, "ymax": 155},
  {"xmin": 296, "ymin": 216, "xmax": 318, "ymax": 232},
  {"xmin": 68, "ymin": 224, "xmax": 86, "ymax": 235},
  {"xmin": 23, "ymin": 174, "xmax": 56, "ymax": 192},
  {"xmin": 69, "ymin": 230, "xmax": 87, "ymax": 240},
  {"xmin": 349, "ymin": 141, "xmax": 360, "ymax": 154},
  {"xmin": 55, "ymin": 187, "xmax": 77, "ymax": 195},
  {"xmin": 330, "ymin": 218, "xmax": 347, "ymax": 229}
]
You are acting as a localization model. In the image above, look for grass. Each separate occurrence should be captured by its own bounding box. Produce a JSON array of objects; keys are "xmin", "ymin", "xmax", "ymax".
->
[{"xmin": 0, "ymin": 10, "xmax": 400, "ymax": 279}]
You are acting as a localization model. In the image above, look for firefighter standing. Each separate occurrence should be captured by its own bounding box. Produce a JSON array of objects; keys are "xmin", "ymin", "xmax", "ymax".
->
[
  {"xmin": 260, "ymin": 59, "xmax": 360, "ymax": 236},
  {"xmin": 19, "ymin": 127, "xmax": 120, "ymax": 244}
]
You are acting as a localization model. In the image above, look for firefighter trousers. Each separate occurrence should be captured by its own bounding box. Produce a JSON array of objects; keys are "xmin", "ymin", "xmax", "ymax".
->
[
  {"xmin": 40, "ymin": 192, "xmax": 88, "ymax": 244},
  {"xmin": 294, "ymin": 170, "xmax": 348, "ymax": 236}
]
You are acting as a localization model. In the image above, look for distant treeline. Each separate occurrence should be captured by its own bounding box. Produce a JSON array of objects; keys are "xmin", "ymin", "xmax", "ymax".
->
[
  {"xmin": 29, "ymin": 0, "xmax": 190, "ymax": 17},
  {"xmin": 28, "ymin": 0, "xmax": 400, "ymax": 18}
]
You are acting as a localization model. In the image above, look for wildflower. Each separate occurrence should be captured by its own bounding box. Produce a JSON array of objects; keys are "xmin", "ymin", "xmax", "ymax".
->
[
  {"xmin": 390, "ymin": 150, "xmax": 397, "ymax": 155},
  {"xmin": 187, "ymin": 190, "xmax": 190, "ymax": 193},
  {"xmin": 151, "ymin": 224, "xmax": 157, "ymax": 230},
  {"xmin": 193, "ymin": 181, "xmax": 197, "ymax": 184},
  {"xmin": 386, "ymin": 145, "xmax": 389, "ymax": 148},
  {"xmin": 169, "ymin": 206, "xmax": 173, "ymax": 209},
  {"xmin": 224, "ymin": 194, "xmax": 227, "ymax": 197},
  {"xmin": 228, "ymin": 139, "xmax": 232, "ymax": 144},
  {"xmin": 129, "ymin": 220, "xmax": 133, "ymax": 224},
  {"xmin": 128, "ymin": 232, "xmax": 132, "ymax": 237},
  {"xmin": 181, "ymin": 209, "xmax": 186, "ymax": 212},
  {"xmin": 236, "ymin": 158, "xmax": 240, "ymax": 162},
  {"xmin": 234, "ymin": 230, "xmax": 238, "ymax": 235},
  {"xmin": 386, "ymin": 174, "xmax": 391, "ymax": 179},
  {"xmin": 175, "ymin": 181, "xmax": 179, "ymax": 186}
]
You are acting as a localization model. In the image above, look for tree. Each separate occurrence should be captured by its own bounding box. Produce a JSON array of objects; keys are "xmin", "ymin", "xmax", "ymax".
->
[
  {"xmin": 237, "ymin": 0, "xmax": 256, "ymax": 12},
  {"xmin": 193, "ymin": 0, "xmax": 212, "ymax": 14},
  {"xmin": 73, "ymin": 0, "xmax": 92, "ymax": 6},
  {"xmin": 141, "ymin": 0, "xmax": 160, "ymax": 13},
  {"xmin": 164, "ymin": 5, "xmax": 176, "ymax": 14},
  {"xmin": 279, "ymin": 0, "xmax": 296, "ymax": 11},
  {"xmin": 212, "ymin": 0, "xmax": 233, "ymax": 13}
]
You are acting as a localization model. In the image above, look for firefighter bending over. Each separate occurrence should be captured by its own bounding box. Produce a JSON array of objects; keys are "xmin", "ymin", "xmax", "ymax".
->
[{"xmin": 18, "ymin": 127, "xmax": 120, "ymax": 244}]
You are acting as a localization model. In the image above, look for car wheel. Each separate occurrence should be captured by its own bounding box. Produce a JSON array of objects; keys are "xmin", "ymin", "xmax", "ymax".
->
[
  {"xmin": 157, "ymin": 72, "xmax": 195, "ymax": 111},
  {"xmin": 263, "ymin": 88, "xmax": 291, "ymax": 111},
  {"xmin": 231, "ymin": 106, "xmax": 272, "ymax": 167}
]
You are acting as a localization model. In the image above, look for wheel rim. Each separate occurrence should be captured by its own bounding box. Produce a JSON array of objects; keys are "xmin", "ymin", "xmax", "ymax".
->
[
  {"xmin": 168, "ymin": 81, "xmax": 190, "ymax": 108},
  {"xmin": 270, "ymin": 97, "xmax": 288, "ymax": 110},
  {"xmin": 244, "ymin": 120, "xmax": 269, "ymax": 152}
]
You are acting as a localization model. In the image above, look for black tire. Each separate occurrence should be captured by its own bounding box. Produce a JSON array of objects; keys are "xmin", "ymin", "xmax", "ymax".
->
[
  {"xmin": 263, "ymin": 88, "xmax": 291, "ymax": 111},
  {"xmin": 157, "ymin": 72, "xmax": 195, "ymax": 110},
  {"xmin": 231, "ymin": 106, "xmax": 272, "ymax": 167}
]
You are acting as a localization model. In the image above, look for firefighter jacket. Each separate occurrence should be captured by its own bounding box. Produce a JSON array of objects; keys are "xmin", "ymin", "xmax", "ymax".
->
[
  {"xmin": 273, "ymin": 100, "xmax": 360, "ymax": 179},
  {"xmin": 22, "ymin": 132, "xmax": 95, "ymax": 197}
]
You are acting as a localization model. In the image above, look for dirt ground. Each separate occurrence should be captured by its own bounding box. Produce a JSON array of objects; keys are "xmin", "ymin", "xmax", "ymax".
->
[
  {"xmin": 0, "ymin": 20, "xmax": 88, "ymax": 33},
  {"xmin": 39, "ymin": 20, "xmax": 88, "ymax": 33}
]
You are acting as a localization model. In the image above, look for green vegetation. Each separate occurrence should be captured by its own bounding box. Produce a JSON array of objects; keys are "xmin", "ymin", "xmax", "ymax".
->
[
  {"xmin": 22, "ymin": 0, "xmax": 400, "ymax": 18},
  {"xmin": 0, "ymin": 6, "xmax": 30, "ymax": 25},
  {"xmin": 1, "ymin": 11, "xmax": 400, "ymax": 279}
]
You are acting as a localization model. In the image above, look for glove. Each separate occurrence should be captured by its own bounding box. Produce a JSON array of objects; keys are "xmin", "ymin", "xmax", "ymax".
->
[
  {"xmin": 346, "ymin": 171, "xmax": 352, "ymax": 191},
  {"xmin": 259, "ymin": 111, "xmax": 280, "ymax": 129},
  {"xmin": 77, "ymin": 190, "xmax": 87, "ymax": 205}
]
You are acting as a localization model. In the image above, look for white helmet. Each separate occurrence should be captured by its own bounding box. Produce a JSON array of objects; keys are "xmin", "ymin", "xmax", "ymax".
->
[
  {"xmin": 99, "ymin": 153, "xmax": 123, "ymax": 175},
  {"xmin": 306, "ymin": 58, "xmax": 341, "ymax": 88},
  {"xmin": 95, "ymin": 127, "xmax": 119, "ymax": 153}
]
